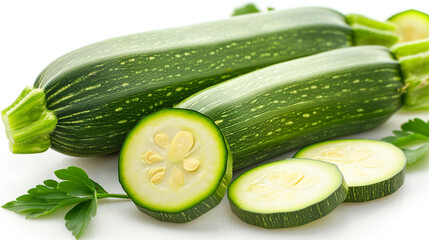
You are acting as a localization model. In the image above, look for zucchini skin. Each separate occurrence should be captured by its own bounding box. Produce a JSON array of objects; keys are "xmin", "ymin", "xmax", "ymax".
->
[
  {"xmin": 345, "ymin": 168, "xmax": 405, "ymax": 202},
  {"xmin": 33, "ymin": 7, "xmax": 351, "ymax": 156},
  {"xmin": 176, "ymin": 46, "xmax": 404, "ymax": 170},
  {"xmin": 229, "ymin": 182, "xmax": 347, "ymax": 228}
]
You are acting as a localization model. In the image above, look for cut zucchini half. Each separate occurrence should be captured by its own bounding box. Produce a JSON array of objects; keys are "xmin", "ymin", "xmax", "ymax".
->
[
  {"xmin": 294, "ymin": 139, "xmax": 406, "ymax": 202},
  {"xmin": 228, "ymin": 158, "xmax": 347, "ymax": 228},
  {"xmin": 119, "ymin": 108, "xmax": 232, "ymax": 223},
  {"xmin": 388, "ymin": 9, "xmax": 429, "ymax": 42}
]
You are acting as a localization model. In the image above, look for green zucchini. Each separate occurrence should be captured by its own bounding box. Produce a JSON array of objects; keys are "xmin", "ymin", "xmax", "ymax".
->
[
  {"xmin": 118, "ymin": 108, "xmax": 232, "ymax": 222},
  {"xmin": 388, "ymin": 9, "xmax": 429, "ymax": 42},
  {"xmin": 228, "ymin": 158, "xmax": 347, "ymax": 228},
  {"xmin": 176, "ymin": 46, "xmax": 402, "ymax": 170},
  {"xmin": 177, "ymin": 41, "xmax": 429, "ymax": 170},
  {"xmin": 294, "ymin": 139, "xmax": 406, "ymax": 202},
  {"xmin": 2, "ymin": 7, "xmax": 398, "ymax": 156}
]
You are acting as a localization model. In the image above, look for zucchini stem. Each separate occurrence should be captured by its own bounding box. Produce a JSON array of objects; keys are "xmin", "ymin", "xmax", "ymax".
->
[
  {"xmin": 346, "ymin": 14, "xmax": 399, "ymax": 47},
  {"xmin": 2, "ymin": 87, "xmax": 57, "ymax": 153},
  {"xmin": 391, "ymin": 39, "xmax": 429, "ymax": 110}
]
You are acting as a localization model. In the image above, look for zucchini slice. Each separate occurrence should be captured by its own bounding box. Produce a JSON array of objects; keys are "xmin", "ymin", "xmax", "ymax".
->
[
  {"xmin": 118, "ymin": 108, "xmax": 232, "ymax": 222},
  {"xmin": 294, "ymin": 139, "xmax": 406, "ymax": 202},
  {"xmin": 388, "ymin": 10, "xmax": 429, "ymax": 42},
  {"xmin": 228, "ymin": 158, "xmax": 347, "ymax": 228}
]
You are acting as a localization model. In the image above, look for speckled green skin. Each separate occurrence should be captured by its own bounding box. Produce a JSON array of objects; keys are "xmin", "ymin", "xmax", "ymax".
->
[
  {"xmin": 229, "ymin": 183, "xmax": 347, "ymax": 228},
  {"xmin": 344, "ymin": 168, "xmax": 405, "ymax": 202},
  {"xmin": 177, "ymin": 46, "xmax": 404, "ymax": 170},
  {"xmin": 32, "ymin": 7, "xmax": 352, "ymax": 156}
]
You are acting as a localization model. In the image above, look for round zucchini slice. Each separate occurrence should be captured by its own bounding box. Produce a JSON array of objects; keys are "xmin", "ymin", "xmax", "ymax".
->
[
  {"xmin": 294, "ymin": 139, "xmax": 406, "ymax": 202},
  {"xmin": 119, "ymin": 108, "xmax": 232, "ymax": 223},
  {"xmin": 388, "ymin": 9, "xmax": 429, "ymax": 42},
  {"xmin": 228, "ymin": 158, "xmax": 347, "ymax": 228}
]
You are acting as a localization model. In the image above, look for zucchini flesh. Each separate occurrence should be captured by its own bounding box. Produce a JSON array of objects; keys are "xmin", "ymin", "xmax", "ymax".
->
[
  {"xmin": 294, "ymin": 139, "xmax": 406, "ymax": 202},
  {"xmin": 228, "ymin": 158, "xmax": 347, "ymax": 228},
  {"xmin": 2, "ymin": 7, "xmax": 399, "ymax": 156},
  {"xmin": 388, "ymin": 10, "xmax": 429, "ymax": 42},
  {"xmin": 118, "ymin": 108, "xmax": 232, "ymax": 222},
  {"xmin": 176, "ymin": 46, "xmax": 404, "ymax": 170}
]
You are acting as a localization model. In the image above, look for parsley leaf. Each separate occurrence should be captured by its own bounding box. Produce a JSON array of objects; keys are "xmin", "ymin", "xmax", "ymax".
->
[
  {"xmin": 402, "ymin": 143, "xmax": 429, "ymax": 164},
  {"xmin": 2, "ymin": 166, "xmax": 129, "ymax": 239},
  {"xmin": 231, "ymin": 3, "xmax": 275, "ymax": 16},
  {"xmin": 65, "ymin": 192, "xmax": 98, "ymax": 239},
  {"xmin": 232, "ymin": 3, "xmax": 260, "ymax": 16},
  {"xmin": 382, "ymin": 118, "xmax": 429, "ymax": 164}
]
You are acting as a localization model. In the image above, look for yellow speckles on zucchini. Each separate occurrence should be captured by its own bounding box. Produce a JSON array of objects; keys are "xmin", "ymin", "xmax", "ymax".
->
[{"xmin": 176, "ymin": 46, "xmax": 403, "ymax": 170}]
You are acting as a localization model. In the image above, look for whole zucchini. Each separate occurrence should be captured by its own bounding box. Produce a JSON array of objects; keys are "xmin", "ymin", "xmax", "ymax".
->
[
  {"xmin": 2, "ymin": 7, "xmax": 398, "ymax": 155},
  {"xmin": 176, "ymin": 42, "xmax": 429, "ymax": 170}
]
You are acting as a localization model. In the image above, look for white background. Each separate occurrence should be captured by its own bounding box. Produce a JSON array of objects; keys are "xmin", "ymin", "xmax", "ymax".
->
[{"xmin": 1, "ymin": 0, "xmax": 429, "ymax": 239}]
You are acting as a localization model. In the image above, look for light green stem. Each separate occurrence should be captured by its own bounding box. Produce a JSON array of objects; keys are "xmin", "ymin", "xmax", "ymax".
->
[
  {"xmin": 391, "ymin": 39, "xmax": 429, "ymax": 110},
  {"xmin": 346, "ymin": 14, "xmax": 399, "ymax": 47},
  {"xmin": 97, "ymin": 193, "xmax": 130, "ymax": 199},
  {"xmin": 2, "ymin": 87, "xmax": 57, "ymax": 153}
]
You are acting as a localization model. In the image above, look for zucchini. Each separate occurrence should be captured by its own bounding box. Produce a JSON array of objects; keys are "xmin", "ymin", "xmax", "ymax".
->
[
  {"xmin": 294, "ymin": 139, "xmax": 406, "ymax": 202},
  {"xmin": 118, "ymin": 108, "xmax": 232, "ymax": 222},
  {"xmin": 228, "ymin": 158, "xmax": 347, "ymax": 228},
  {"xmin": 388, "ymin": 10, "xmax": 429, "ymax": 42},
  {"xmin": 177, "ymin": 40, "xmax": 429, "ymax": 169},
  {"xmin": 177, "ymin": 46, "xmax": 404, "ymax": 170},
  {"xmin": 2, "ymin": 7, "xmax": 398, "ymax": 156}
]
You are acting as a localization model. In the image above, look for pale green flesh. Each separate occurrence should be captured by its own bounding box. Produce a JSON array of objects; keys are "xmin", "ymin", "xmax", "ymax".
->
[
  {"xmin": 388, "ymin": 10, "xmax": 429, "ymax": 42},
  {"xmin": 294, "ymin": 140, "xmax": 406, "ymax": 187},
  {"xmin": 228, "ymin": 159, "xmax": 343, "ymax": 213},
  {"xmin": 119, "ymin": 109, "xmax": 227, "ymax": 212}
]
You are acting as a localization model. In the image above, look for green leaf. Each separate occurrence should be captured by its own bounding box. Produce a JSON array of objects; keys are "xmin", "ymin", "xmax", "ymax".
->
[
  {"xmin": 2, "ymin": 166, "xmax": 127, "ymax": 239},
  {"xmin": 2, "ymin": 193, "xmax": 89, "ymax": 218},
  {"xmin": 402, "ymin": 143, "xmax": 429, "ymax": 164},
  {"xmin": 231, "ymin": 3, "xmax": 260, "ymax": 16},
  {"xmin": 55, "ymin": 166, "xmax": 97, "ymax": 197},
  {"xmin": 65, "ymin": 193, "xmax": 97, "ymax": 240},
  {"xmin": 401, "ymin": 118, "xmax": 429, "ymax": 136},
  {"xmin": 55, "ymin": 166, "xmax": 95, "ymax": 192},
  {"xmin": 43, "ymin": 179, "xmax": 59, "ymax": 188},
  {"xmin": 92, "ymin": 180, "xmax": 108, "ymax": 194},
  {"xmin": 382, "ymin": 118, "xmax": 429, "ymax": 164},
  {"xmin": 2, "ymin": 176, "xmax": 90, "ymax": 217}
]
